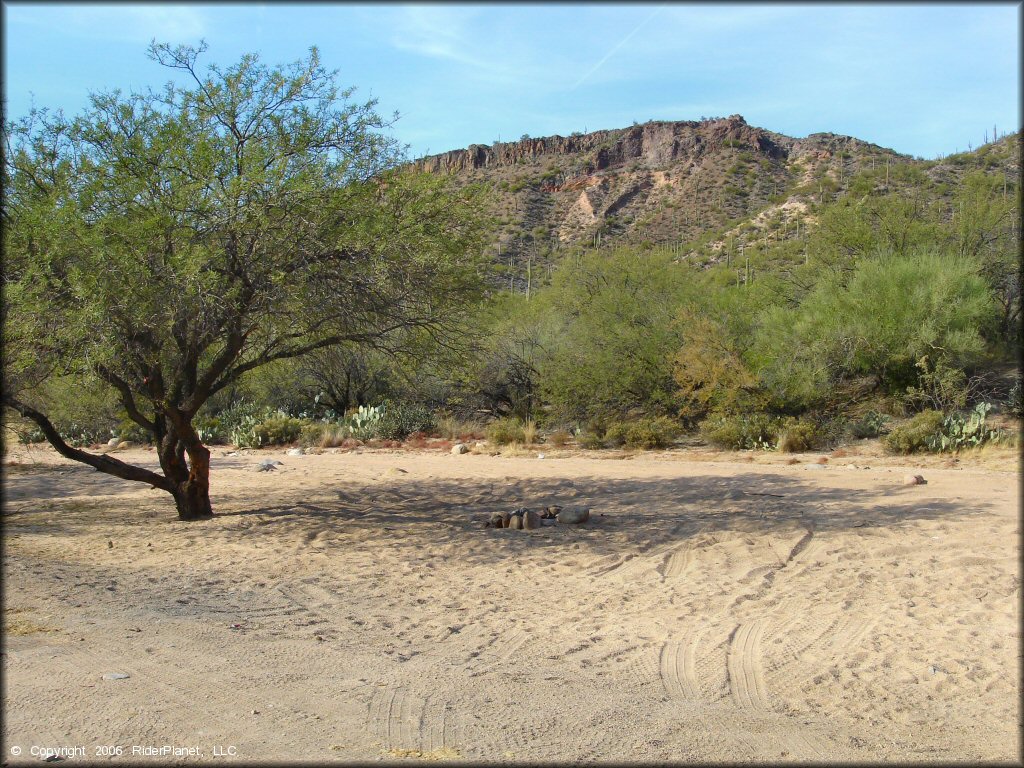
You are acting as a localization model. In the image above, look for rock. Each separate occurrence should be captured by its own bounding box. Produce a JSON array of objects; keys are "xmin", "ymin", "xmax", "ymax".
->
[
  {"xmin": 541, "ymin": 518, "xmax": 556, "ymax": 526},
  {"xmin": 255, "ymin": 459, "xmax": 282, "ymax": 472},
  {"xmin": 117, "ymin": 441, "xmax": 134, "ymax": 450},
  {"xmin": 557, "ymin": 506, "xmax": 591, "ymax": 524},
  {"xmin": 488, "ymin": 513, "xmax": 505, "ymax": 529},
  {"xmin": 806, "ymin": 463, "xmax": 825, "ymax": 470},
  {"xmin": 451, "ymin": 443, "xmax": 469, "ymax": 455},
  {"xmin": 543, "ymin": 505, "xmax": 562, "ymax": 519},
  {"xmin": 508, "ymin": 514, "xmax": 523, "ymax": 530},
  {"xmin": 499, "ymin": 511, "xmax": 511, "ymax": 528},
  {"xmin": 522, "ymin": 509, "xmax": 541, "ymax": 530},
  {"xmin": 102, "ymin": 672, "xmax": 130, "ymax": 680},
  {"xmin": 287, "ymin": 447, "xmax": 305, "ymax": 456},
  {"xmin": 903, "ymin": 474, "xmax": 927, "ymax": 486},
  {"xmin": 107, "ymin": 437, "xmax": 121, "ymax": 448}
]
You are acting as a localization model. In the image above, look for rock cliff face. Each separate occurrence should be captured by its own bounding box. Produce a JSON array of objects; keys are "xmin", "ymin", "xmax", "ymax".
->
[
  {"xmin": 411, "ymin": 115, "xmax": 911, "ymax": 276},
  {"xmin": 415, "ymin": 115, "xmax": 792, "ymax": 175}
]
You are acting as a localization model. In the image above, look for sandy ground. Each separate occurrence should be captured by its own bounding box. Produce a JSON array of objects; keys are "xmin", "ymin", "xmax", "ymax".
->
[{"xmin": 2, "ymin": 440, "xmax": 1020, "ymax": 764}]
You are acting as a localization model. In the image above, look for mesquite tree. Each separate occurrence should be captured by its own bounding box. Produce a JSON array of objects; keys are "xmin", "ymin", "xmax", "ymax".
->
[{"xmin": 2, "ymin": 43, "xmax": 487, "ymax": 520}]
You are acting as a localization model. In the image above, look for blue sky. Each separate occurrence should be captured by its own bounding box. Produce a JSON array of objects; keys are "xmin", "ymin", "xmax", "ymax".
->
[{"xmin": 3, "ymin": 2, "xmax": 1020, "ymax": 160}]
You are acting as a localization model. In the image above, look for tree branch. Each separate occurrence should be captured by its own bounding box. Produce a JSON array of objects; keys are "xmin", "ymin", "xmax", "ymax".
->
[{"xmin": 4, "ymin": 396, "xmax": 173, "ymax": 492}]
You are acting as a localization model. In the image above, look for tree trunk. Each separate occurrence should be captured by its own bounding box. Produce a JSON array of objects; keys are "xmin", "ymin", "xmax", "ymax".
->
[{"xmin": 157, "ymin": 420, "xmax": 214, "ymax": 521}]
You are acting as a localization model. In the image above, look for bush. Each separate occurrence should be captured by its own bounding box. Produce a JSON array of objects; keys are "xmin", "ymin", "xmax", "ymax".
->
[
  {"xmin": 377, "ymin": 402, "xmax": 435, "ymax": 440},
  {"xmin": 486, "ymin": 417, "xmax": 527, "ymax": 445},
  {"xmin": 577, "ymin": 431, "xmax": 605, "ymax": 450},
  {"xmin": 849, "ymin": 410, "xmax": 889, "ymax": 439},
  {"xmin": 547, "ymin": 429, "xmax": 572, "ymax": 447},
  {"xmin": 776, "ymin": 420, "xmax": 821, "ymax": 453},
  {"xmin": 927, "ymin": 402, "xmax": 1004, "ymax": 452},
  {"xmin": 252, "ymin": 413, "xmax": 305, "ymax": 446},
  {"xmin": 700, "ymin": 413, "xmax": 785, "ymax": 450},
  {"xmin": 605, "ymin": 416, "xmax": 679, "ymax": 449},
  {"xmin": 882, "ymin": 410, "xmax": 944, "ymax": 454}
]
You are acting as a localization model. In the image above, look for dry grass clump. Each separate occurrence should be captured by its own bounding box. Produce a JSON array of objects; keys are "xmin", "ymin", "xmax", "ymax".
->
[
  {"xmin": 547, "ymin": 429, "xmax": 572, "ymax": 447},
  {"xmin": 437, "ymin": 415, "xmax": 487, "ymax": 442}
]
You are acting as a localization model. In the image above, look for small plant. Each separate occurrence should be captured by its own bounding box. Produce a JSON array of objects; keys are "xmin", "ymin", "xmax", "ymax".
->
[
  {"xmin": 522, "ymin": 419, "xmax": 538, "ymax": 445},
  {"xmin": 849, "ymin": 410, "xmax": 889, "ymax": 439},
  {"xmin": 376, "ymin": 402, "xmax": 435, "ymax": 441},
  {"xmin": 776, "ymin": 420, "xmax": 820, "ymax": 453},
  {"xmin": 699, "ymin": 413, "xmax": 785, "ymax": 450},
  {"xmin": 252, "ymin": 413, "xmax": 305, "ymax": 446},
  {"xmin": 486, "ymin": 417, "xmax": 527, "ymax": 446},
  {"xmin": 346, "ymin": 404, "xmax": 385, "ymax": 440},
  {"xmin": 882, "ymin": 410, "xmax": 944, "ymax": 454},
  {"xmin": 927, "ymin": 402, "xmax": 1003, "ymax": 452},
  {"xmin": 577, "ymin": 431, "xmax": 605, "ymax": 450},
  {"xmin": 547, "ymin": 429, "xmax": 572, "ymax": 447},
  {"xmin": 605, "ymin": 416, "xmax": 678, "ymax": 449}
]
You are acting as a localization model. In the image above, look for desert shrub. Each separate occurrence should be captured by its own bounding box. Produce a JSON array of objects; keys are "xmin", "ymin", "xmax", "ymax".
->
[
  {"xmin": 577, "ymin": 432, "xmax": 605, "ymax": 450},
  {"xmin": 486, "ymin": 417, "xmax": 527, "ymax": 445},
  {"xmin": 299, "ymin": 422, "xmax": 329, "ymax": 447},
  {"xmin": 547, "ymin": 429, "xmax": 572, "ymax": 447},
  {"xmin": 927, "ymin": 402, "xmax": 1004, "ymax": 452},
  {"xmin": 376, "ymin": 401, "xmax": 435, "ymax": 440},
  {"xmin": 115, "ymin": 417, "xmax": 151, "ymax": 444},
  {"xmin": 603, "ymin": 422, "xmax": 628, "ymax": 447},
  {"xmin": 1006, "ymin": 378, "xmax": 1023, "ymax": 418},
  {"xmin": 252, "ymin": 413, "xmax": 305, "ymax": 446},
  {"xmin": 849, "ymin": 410, "xmax": 889, "ymax": 439},
  {"xmin": 603, "ymin": 417, "xmax": 679, "ymax": 449},
  {"xmin": 775, "ymin": 419, "xmax": 820, "ymax": 453},
  {"xmin": 56, "ymin": 422, "xmax": 112, "ymax": 448},
  {"xmin": 345, "ymin": 404, "xmax": 385, "ymax": 440},
  {"xmin": 699, "ymin": 413, "xmax": 785, "ymax": 450},
  {"xmin": 522, "ymin": 419, "xmax": 538, "ymax": 445},
  {"xmin": 882, "ymin": 410, "xmax": 944, "ymax": 454}
]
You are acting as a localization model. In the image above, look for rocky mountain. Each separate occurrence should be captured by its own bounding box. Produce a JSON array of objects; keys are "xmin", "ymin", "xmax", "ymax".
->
[{"xmin": 412, "ymin": 115, "xmax": 1019, "ymax": 284}]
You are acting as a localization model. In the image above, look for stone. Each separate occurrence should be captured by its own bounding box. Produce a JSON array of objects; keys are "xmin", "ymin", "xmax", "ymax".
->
[
  {"xmin": 488, "ymin": 513, "xmax": 505, "ymax": 529},
  {"xmin": 106, "ymin": 437, "xmax": 121, "ymax": 448},
  {"xmin": 557, "ymin": 506, "xmax": 591, "ymax": 524},
  {"xmin": 543, "ymin": 505, "xmax": 562, "ymax": 519},
  {"xmin": 499, "ymin": 511, "xmax": 511, "ymax": 528},
  {"xmin": 117, "ymin": 441, "xmax": 134, "ymax": 450},
  {"xmin": 255, "ymin": 459, "xmax": 282, "ymax": 472},
  {"xmin": 451, "ymin": 443, "xmax": 469, "ymax": 455},
  {"xmin": 508, "ymin": 514, "xmax": 523, "ymax": 530},
  {"xmin": 102, "ymin": 673, "xmax": 130, "ymax": 680},
  {"xmin": 522, "ymin": 509, "xmax": 541, "ymax": 530},
  {"xmin": 287, "ymin": 447, "xmax": 305, "ymax": 456},
  {"xmin": 903, "ymin": 474, "xmax": 927, "ymax": 486},
  {"xmin": 541, "ymin": 518, "xmax": 556, "ymax": 526}
]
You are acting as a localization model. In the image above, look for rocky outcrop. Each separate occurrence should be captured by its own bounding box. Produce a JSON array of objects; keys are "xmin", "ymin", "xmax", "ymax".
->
[{"xmin": 414, "ymin": 115, "xmax": 793, "ymax": 175}]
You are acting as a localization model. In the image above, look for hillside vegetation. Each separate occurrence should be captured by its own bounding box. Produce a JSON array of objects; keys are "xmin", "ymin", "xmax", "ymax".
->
[{"xmin": 13, "ymin": 115, "xmax": 1021, "ymax": 457}]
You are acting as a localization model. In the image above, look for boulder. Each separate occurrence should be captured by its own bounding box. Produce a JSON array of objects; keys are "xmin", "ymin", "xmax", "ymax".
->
[
  {"xmin": 499, "ymin": 511, "xmax": 512, "ymax": 528},
  {"xmin": 106, "ymin": 437, "xmax": 121, "ymax": 448},
  {"xmin": 508, "ymin": 514, "xmax": 523, "ymax": 530},
  {"xmin": 451, "ymin": 443, "xmax": 469, "ymax": 455},
  {"xmin": 902, "ymin": 474, "xmax": 927, "ymax": 486},
  {"xmin": 488, "ymin": 513, "xmax": 505, "ymax": 528},
  {"xmin": 287, "ymin": 447, "xmax": 305, "ymax": 456},
  {"xmin": 557, "ymin": 506, "xmax": 591, "ymax": 524},
  {"xmin": 543, "ymin": 505, "xmax": 563, "ymax": 519},
  {"xmin": 522, "ymin": 508, "xmax": 541, "ymax": 530}
]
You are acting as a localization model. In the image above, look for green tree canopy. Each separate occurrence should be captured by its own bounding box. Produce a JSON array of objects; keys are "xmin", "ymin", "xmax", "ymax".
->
[{"xmin": 2, "ymin": 42, "xmax": 487, "ymax": 519}]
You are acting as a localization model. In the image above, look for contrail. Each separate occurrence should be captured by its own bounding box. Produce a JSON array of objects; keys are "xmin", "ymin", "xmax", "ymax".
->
[{"xmin": 571, "ymin": 3, "xmax": 667, "ymax": 91}]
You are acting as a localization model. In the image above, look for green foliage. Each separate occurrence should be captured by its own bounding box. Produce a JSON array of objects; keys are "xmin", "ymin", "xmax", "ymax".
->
[
  {"xmin": 252, "ymin": 414, "xmax": 305, "ymax": 446},
  {"xmin": 927, "ymin": 402, "xmax": 1003, "ymax": 452},
  {"xmin": 486, "ymin": 417, "xmax": 527, "ymax": 445},
  {"xmin": 751, "ymin": 250, "xmax": 997, "ymax": 407},
  {"xmin": 534, "ymin": 247, "xmax": 693, "ymax": 421},
  {"xmin": 346, "ymin": 405, "xmax": 385, "ymax": 440},
  {"xmin": 376, "ymin": 401, "xmax": 435, "ymax": 440},
  {"xmin": 775, "ymin": 419, "xmax": 821, "ymax": 453},
  {"xmin": 881, "ymin": 410, "xmax": 944, "ymax": 454},
  {"xmin": 849, "ymin": 410, "xmax": 889, "ymax": 439},
  {"xmin": 605, "ymin": 416, "xmax": 679, "ymax": 449},
  {"xmin": 577, "ymin": 432, "xmax": 605, "ymax": 450},
  {"xmin": 699, "ymin": 413, "xmax": 784, "ymax": 450}
]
